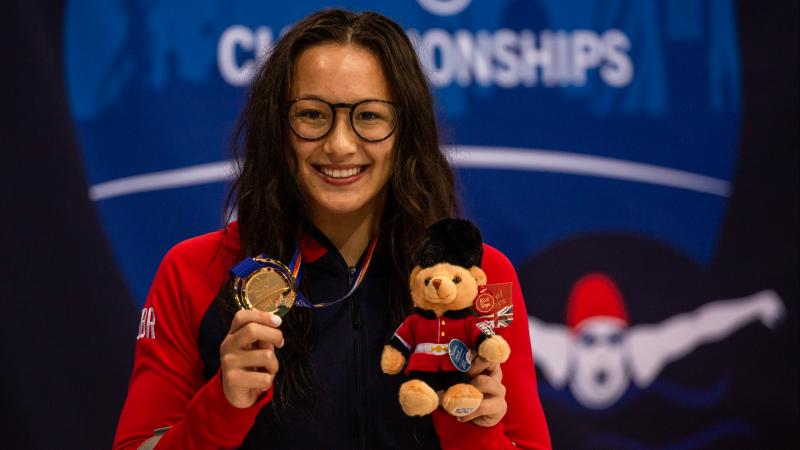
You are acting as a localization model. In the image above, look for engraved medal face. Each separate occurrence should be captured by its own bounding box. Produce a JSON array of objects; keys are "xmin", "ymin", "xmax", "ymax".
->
[{"xmin": 243, "ymin": 267, "xmax": 296, "ymax": 316}]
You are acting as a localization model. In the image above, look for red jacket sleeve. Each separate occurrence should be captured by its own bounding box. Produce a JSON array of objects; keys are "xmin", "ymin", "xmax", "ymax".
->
[
  {"xmin": 113, "ymin": 233, "xmax": 271, "ymax": 450},
  {"xmin": 432, "ymin": 244, "xmax": 552, "ymax": 450},
  {"xmin": 391, "ymin": 313, "xmax": 417, "ymax": 354}
]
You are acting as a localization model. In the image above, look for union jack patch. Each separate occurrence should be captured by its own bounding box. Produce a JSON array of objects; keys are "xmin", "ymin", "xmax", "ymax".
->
[{"xmin": 480, "ymin": 305, "xmax": 514, "ymax": 329}]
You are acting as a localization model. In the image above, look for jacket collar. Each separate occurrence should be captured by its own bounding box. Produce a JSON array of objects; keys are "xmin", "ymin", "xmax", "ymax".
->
[{"xmin": 303, "ymin": 224, "xmax": 386, "ymax": 274}]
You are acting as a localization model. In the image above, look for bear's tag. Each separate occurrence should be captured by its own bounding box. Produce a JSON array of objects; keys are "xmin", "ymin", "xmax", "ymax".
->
[
  {"xmin": 474, "ymin": 282, "xmax": 514, "ymax": 329},
  {"xmin": 454, "ymin": 406, "xmax": 477, "ymax": 415},
  {"xmin": 474, "ymin": 285, "xmax": 496, "ymax": 314},
  {"xmin": 473, "ymin": 283, "xmax": 512, "ymax": 314},
  {"xmin": 448, "ymin": 339, "xmax": 474, "ymax": 372}
]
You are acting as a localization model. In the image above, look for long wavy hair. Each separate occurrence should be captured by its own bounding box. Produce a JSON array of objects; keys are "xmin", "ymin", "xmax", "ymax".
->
[{"xmin": 225, "ymin": 9, "xmax": 458, "ymax": 409}]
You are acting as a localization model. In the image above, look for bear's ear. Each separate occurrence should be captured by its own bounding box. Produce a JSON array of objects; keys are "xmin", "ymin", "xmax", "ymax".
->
[
  {"xmin": 410, "ymin": 265, "xmax": 422, "ymax": 289},
  {"xmin": 469, "ymin": 266, "xmax": 487, "ymax": 286}
]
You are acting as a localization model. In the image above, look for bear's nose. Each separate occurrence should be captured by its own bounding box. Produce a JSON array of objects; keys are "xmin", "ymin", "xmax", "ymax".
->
[{"xmin": 432, "ymin": 279, "xmax": 441, "ymax": 289}]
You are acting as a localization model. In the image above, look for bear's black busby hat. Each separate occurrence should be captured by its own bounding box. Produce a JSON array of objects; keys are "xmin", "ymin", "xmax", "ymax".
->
[{"xmin": 414, "ymin": 218, "xmax": 483, "ymax": 268}]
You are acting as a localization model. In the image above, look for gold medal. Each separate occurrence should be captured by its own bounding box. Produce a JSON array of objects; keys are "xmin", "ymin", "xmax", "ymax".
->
[{"xmin": 233, "ymin": 258, "xmax": 297, "ymax": 317}]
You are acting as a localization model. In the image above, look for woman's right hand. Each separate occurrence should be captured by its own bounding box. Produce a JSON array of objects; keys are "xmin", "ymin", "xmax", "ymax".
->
[{"xmin": 219, "ymin": 310, "xmax": 284, "ymax": 408}]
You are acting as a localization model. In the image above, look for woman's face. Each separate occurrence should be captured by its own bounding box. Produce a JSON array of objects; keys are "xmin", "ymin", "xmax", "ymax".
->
[{"xmin": 290, "ymin": 43, "xmax": 396, "ymax": 219}]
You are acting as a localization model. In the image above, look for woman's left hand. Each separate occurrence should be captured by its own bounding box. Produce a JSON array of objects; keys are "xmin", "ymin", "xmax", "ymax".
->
[{"xmin": 459, "ymin": 356, "xmax": 508, "ymax": 426}]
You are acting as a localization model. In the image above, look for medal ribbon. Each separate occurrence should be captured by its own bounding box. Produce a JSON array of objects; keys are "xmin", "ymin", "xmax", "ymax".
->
[{"xmin": 293, "ymin": 233, "xmax": 379, "ymax": 309}]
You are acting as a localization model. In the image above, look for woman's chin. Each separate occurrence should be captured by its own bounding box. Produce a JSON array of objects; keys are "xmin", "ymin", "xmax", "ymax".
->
[
  {"xmin": 310, "ymin": 197, "xmax": 373, "ymax": 218},
  {"xmin": 308, "ymin": 188, "xmax": 388, "ymax": 218}
]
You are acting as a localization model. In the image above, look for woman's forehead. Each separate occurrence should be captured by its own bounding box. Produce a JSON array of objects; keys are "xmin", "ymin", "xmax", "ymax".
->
[{"xmin": 292, "ymin": 43, "xmax": 392, "ymax": 102}]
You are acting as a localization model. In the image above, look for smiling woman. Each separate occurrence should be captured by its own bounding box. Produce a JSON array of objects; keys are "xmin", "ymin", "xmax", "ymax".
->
[{"xmin": 113, "ymin": 9, "xmax": 550, "ymax": 450}]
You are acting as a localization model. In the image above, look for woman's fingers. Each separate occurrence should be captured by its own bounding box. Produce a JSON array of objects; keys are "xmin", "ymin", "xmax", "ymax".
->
[
  {"xmin": 224, "ymin": 369, "xmax": 274, "ymax": 391},
  {"xmin": 468, "ymin": 356, "xmax": 500, "ymax": 379},
  {"xmin": 221, "ymin": 347, "xmax": 280, "ymax": 373},
  {"xmin": 468, "ymin": 356, "xmax": 492, "ymax": 376},
  {"xmin": 471, "ymin": 373, "xmax": 506, "ymax": 398},
  {"xmin": 221, "ymin": 319, "xmax": 284, "ymax": 353},
  {"xmin": 458, "ymin": 396, "xmax": 508, "ymax": 424},
  {"xmin": 234, "ymin": 348, "xmax": 280, "ymax": 374},
  {"xmin": 230, "ymin": 309, "xmax": 282, "ymax": 333}
]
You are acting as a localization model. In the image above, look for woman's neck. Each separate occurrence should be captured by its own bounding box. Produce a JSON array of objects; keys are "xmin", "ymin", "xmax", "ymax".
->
[{"xmin": 312, "ymin": 202, "xmax": 383, "ymax": 267}]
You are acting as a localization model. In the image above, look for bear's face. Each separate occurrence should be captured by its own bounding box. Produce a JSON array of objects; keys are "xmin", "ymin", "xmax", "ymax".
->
[{"xmin": 410, "ymin": 263, "xmax": 487, "ymax": 317}]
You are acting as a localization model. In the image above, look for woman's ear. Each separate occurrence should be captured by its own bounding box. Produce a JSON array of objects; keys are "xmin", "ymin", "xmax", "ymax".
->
[
  {"xmin": 410, "ymin": 266, "xmax": 422, "ymax": 290},
  {"xmin": 469, "ymin": 266, "xmax": 487, "ymax": 286}
]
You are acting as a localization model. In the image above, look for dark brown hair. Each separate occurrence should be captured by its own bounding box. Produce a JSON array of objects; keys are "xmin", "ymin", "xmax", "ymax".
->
[{"xmin": 226, "ymin": 9, "xmax": 458, "ymax": 409}]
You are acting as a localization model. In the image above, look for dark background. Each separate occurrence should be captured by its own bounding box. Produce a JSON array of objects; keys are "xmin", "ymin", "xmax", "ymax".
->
[{"xmin": 1, "ymin": 0, "xmax": 797, "ymax": 448}]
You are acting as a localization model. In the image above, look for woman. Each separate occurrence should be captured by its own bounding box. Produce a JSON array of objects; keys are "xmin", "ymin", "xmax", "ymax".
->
[{"xmin": 114, "ymin": 9, "xmax": 550, "ymax": 450}]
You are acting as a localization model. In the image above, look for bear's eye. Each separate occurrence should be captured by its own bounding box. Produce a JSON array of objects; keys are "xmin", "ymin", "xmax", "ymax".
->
[
  {"xmin": 453, "ymin": 276, "xmax": 461, "ymax": 284},
  {"xmin": 424, "ymin": 277, "xmax": 431, "ymax": 286}
]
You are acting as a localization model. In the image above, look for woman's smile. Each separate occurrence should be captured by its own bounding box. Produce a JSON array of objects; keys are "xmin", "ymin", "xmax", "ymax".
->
[{"xmin": 313, "ymin": 164, "xmax": 368, "ymax": 184}]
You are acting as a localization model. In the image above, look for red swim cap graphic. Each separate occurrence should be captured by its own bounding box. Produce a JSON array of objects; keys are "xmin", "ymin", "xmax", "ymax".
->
[{"xmin": 566, "ymin": 273, "xmax": 629, "ymax": 330}]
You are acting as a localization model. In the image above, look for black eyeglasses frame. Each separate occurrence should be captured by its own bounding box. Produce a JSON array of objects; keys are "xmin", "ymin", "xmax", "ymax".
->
[{"xmin": 287, "ymin": 98, "xmax": 401, "ymax": 143}]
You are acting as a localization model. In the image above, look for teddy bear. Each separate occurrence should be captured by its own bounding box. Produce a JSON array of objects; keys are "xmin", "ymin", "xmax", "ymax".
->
[{"xmin": 380, "ymin": 218, "xmax": 511, "ymax": 417}]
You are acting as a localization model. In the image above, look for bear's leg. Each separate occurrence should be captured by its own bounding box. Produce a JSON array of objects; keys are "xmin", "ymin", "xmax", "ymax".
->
[
  {"xmin": 441, "ymin": 383, "xmax": 483, "ymax": 417},
  {"xmin": 398, "ymin": 379, "xmax": 439, "ymax": 416}
]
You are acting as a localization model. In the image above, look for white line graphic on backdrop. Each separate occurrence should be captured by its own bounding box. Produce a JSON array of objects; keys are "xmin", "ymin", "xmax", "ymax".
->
[
  {"xmin": 416, "ymin": 0, "xmax": 472, "ymax": 16},
  {"xmin": 451, "ymin": 147, "xmax": 730, "ymax": 196},
  {"xmin": 89, "ymin": 160, "xmax": 235, "ymax": 201},
  {"xmin": 88, "ymin": 147, "xmax": 731, "ymax": 201}
]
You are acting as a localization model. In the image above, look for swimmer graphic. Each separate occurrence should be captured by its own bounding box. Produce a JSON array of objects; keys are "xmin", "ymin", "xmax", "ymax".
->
[{"xmin": 528, "ymin": 273, "xmax": 785, "ymax": 409}]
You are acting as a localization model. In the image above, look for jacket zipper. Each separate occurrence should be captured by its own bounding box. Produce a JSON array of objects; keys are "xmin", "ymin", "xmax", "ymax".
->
[
  {"xmin": 349, "ymin": 266, "xmax": 361, "ymax": 328},
  {"xmin": 349, "ymin": 265, "xmax": 366, "ymax": 449}
]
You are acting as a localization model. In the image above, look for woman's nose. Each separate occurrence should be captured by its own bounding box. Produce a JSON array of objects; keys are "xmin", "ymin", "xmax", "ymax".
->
[{"xmin": 322, "ymin": 112, "xmax": 358, "ymax": 159}]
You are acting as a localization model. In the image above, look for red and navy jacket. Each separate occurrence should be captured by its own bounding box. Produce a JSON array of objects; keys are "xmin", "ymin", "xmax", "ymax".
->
[{"xmin": 113, "ymin": 223, "xmax": 551, "ymax": 450}]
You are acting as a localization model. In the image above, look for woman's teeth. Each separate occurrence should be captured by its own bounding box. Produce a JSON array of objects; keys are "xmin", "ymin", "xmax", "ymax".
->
[{"xmin": 320, "ymin": 167, "xmax": 363, "ymax": 178}]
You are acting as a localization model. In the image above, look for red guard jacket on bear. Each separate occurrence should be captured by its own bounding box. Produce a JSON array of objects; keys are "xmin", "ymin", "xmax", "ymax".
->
[{"xmin": 392, "ymin": 308, "xmax": 488, "ymax": 374}]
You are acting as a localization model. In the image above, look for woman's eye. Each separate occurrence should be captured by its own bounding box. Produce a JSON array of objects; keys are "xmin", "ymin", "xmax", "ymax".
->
[
  {"xmin": 452, "ymin": 276, "xmax": 461, "ymax": 284},
  {"xmin": 358, "ymin": 111, "xmax": 379, "ymax": 121},
  {"xmin": 424, "ymin": 277, "xmax": 431, "ymax": 286},
  {"xmin": 300, "ymin": 110, "xmax": 325, "ymax": 120}
]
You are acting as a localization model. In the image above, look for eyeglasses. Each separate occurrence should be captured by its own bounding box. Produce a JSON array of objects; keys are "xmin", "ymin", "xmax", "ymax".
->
[{"xmin": 288, "ymin": 98, "xmax": 399, "ymax": 142}]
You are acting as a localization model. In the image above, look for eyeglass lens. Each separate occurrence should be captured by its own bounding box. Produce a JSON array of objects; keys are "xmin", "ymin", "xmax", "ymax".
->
[{"xmin": 289, "ymin": 99, "xmax": 397, "ymax": 141}]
